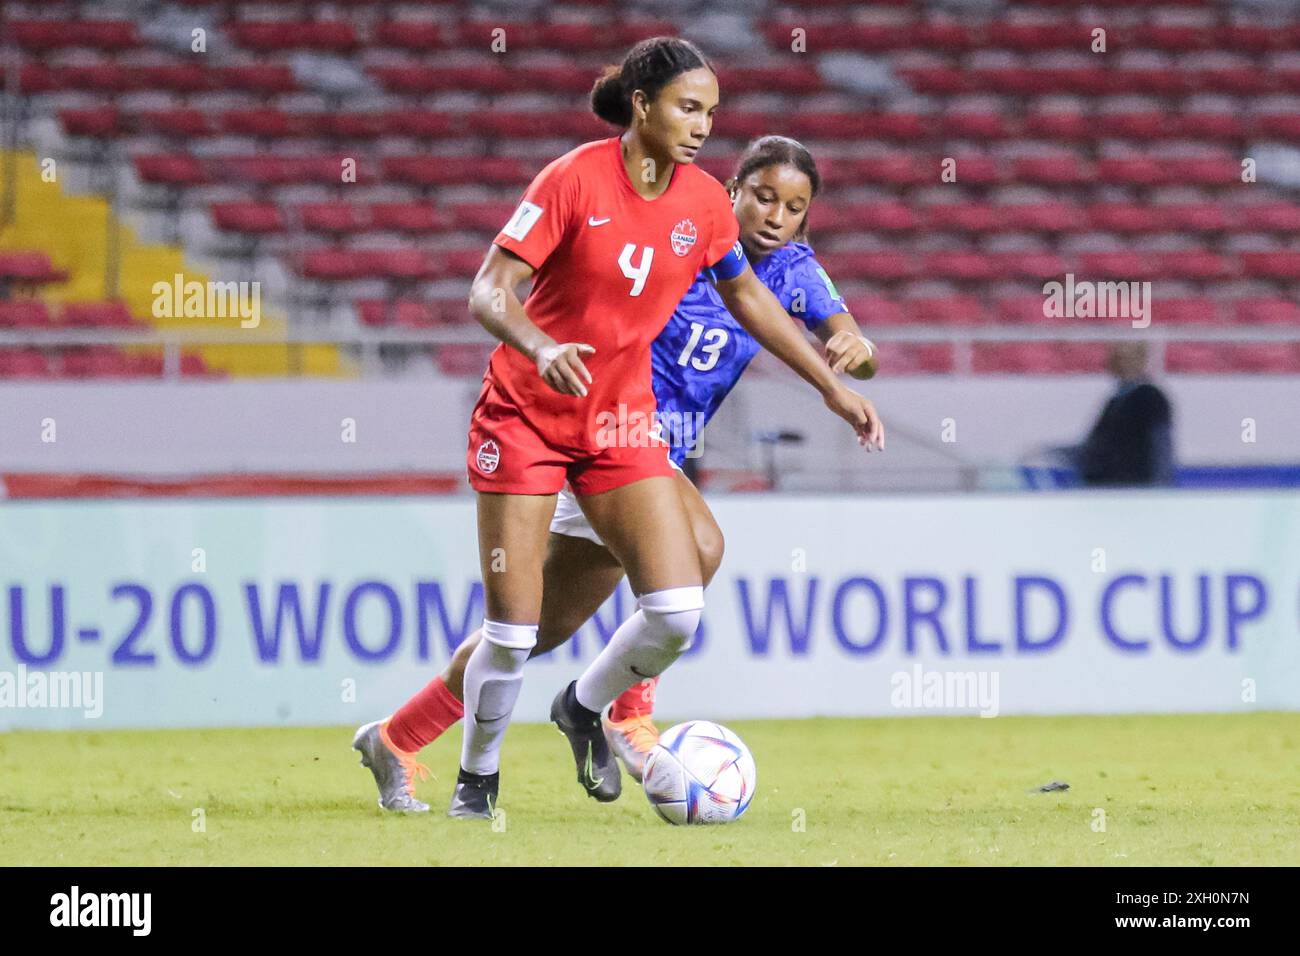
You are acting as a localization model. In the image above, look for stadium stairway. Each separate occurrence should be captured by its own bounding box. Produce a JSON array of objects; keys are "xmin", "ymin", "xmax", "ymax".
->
[{"xmin": 0, "ymin": 150, "xmax": 349, "ymax": 377}]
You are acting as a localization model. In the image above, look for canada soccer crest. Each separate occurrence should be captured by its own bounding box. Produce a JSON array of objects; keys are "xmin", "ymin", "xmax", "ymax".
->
[
  {"xmin": 476, "ymin": 439, "xmax": 500, "ymax": 474},
  {"xmin": 670, "ymin": 219, "xmax": 697, "ymax": 257}
]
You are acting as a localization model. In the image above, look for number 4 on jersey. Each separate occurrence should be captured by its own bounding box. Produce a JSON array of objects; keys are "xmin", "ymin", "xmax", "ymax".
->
[{"xmin": 618, "ymin": 243, "xmax": 654, "ymax": 297}]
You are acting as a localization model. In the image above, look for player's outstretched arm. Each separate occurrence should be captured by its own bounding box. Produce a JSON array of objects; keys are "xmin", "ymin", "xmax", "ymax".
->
[
  {"xmin": 713, "ymin": 265, "xmax": 884, "ymax": 450},
  {"xmin": 468, "ymin": 245, "xmax": 595, "ymax": 397}
]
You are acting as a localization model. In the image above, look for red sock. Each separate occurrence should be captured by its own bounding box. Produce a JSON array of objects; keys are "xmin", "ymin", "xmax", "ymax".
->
[
  {"xmin": 386, "ymin": 676, "xmax": 465, "ymax": 753},
  {"xmin": 610, "ymin": 677, "xmax": 658, "ymax": 722}
]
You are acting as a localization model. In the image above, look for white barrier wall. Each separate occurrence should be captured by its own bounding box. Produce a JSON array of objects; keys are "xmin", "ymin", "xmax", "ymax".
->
[
  {"xmin": 1, "ymin": 375, "xmax": 1298, "ymax": 485},
  {"xmin": 1, "ymin": 492, "xmax": 1296, "ymax": 729}
]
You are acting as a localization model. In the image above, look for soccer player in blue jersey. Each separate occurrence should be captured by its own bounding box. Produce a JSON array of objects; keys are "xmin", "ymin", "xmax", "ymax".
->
[{"xmin": 355, "ymin": 136, "xmax": 882, "ymax": 815}]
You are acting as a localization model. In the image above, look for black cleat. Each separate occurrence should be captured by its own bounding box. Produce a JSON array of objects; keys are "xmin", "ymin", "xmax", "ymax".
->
[
  {"xmin": 447, "ymin": 768, "xmax": 499, "ymax": 820},
  {"xmin": 550, "ymin": 681, "xmax": 622, "ymax": 803}
]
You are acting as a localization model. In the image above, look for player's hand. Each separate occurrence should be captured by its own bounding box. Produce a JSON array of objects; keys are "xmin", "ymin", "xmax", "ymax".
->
[
  {"xmin": 825, "ymin": 331, "xmax": 877, "ymax": 380},
  {"xmin": 824, "ymin": 385, "xmax": 884, "ymax": 452},
  {"xmin": 535, "ymin": 342, "xmax": 595, "ymax": 397}
]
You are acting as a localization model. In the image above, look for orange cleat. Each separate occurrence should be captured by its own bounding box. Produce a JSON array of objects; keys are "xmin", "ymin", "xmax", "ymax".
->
[{"xmin": 601, "ymin": 712, "xmax": 660, "ymax": 783}]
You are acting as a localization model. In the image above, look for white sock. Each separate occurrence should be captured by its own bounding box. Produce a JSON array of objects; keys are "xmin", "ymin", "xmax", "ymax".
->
[
  {"xmin": 460, "ymin": 619, "xmax": 537, "ymax": 775},
  {"xmin": 574, "ymin": 586, "xmax": 704, "ymax": 713}
]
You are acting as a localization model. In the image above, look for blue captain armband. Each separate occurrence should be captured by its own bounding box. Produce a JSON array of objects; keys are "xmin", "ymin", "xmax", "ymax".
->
[{"xmin": 707, "ymin": 240, "xmax": 747, "ymax": 281}]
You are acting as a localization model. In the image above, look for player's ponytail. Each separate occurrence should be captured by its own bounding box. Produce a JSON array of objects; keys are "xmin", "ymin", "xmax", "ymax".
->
[
  {"xmin": 727, "ymin": 135, "xmax": 822, "ymax": 241},
  {"xmin": 590, "ymin": 36, "xmax": 714, "ymax": 128}
]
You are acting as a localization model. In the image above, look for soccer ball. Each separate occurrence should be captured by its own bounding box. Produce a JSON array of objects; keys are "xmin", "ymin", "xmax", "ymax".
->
[{"xmin": 641, "ymin": 720, "xmax": 756, "ymax": 825}]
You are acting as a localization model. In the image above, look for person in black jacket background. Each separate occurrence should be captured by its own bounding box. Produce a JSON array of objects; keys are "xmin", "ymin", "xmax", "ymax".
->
[{"xmin": 1061, "ymin": 342, "xmax": 1176, "ymax": 486}]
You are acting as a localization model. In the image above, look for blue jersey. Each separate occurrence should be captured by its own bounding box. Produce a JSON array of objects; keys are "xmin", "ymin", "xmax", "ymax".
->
[{"xmin": 650, "ymin": 241, "xmax": 849, "ymax": 466}]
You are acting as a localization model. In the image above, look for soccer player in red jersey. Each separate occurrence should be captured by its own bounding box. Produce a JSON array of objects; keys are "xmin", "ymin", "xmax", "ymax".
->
[{"xmin": 353, "ymin": 37, "xmax": 881, "ymax": 816}]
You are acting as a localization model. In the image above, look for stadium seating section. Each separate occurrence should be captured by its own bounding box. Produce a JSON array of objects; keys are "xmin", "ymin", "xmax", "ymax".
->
[{"xmin": 3, "ymin": 0, "xmax": 1298, "ymax": 376}]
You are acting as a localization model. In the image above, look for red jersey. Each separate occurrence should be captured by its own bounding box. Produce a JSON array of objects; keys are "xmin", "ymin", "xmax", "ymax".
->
[{"xmin": 490, "ymin": 137, "xmax": 740, "ymax": 452}]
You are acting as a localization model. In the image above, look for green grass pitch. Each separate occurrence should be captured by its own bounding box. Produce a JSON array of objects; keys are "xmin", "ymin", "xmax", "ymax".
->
[{"xmin": 2, "ymin": 713, "xmax": 1297, "ymax": 866}]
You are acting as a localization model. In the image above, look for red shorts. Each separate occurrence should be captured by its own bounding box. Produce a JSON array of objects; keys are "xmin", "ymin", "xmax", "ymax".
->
[{"xmin": 466, "ymin": 376, "xmax": 674, "ymax": 496}]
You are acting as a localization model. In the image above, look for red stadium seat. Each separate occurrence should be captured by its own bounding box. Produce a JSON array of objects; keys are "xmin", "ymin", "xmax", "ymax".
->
[
  {"xmin": 436, "ymin": 344, "xmax": 494, "ymax": 375},
  {"xmin": 138, "ymin": 109, "xmax": 214, "ymax": 138},
  {"xmin": 372, "ymin": 21, "xmax": 446, "ymax": 50},
  {"xmin": 134, "ymin": 154, "xmax": 209, "ymax": 187},
  {"xmin": 1200, "ymin": 66, "xmax": 1278, "ymax": 96},
  {"xmin": 369, "ymin": 203, "xmax": 440, "ymax": 234},
  {"xmin": 1139, "ymin": 25, "xmax": 1214, "ymax": 52},
  {"xmin": 876, "ymin": 343, "xmax": 955, "ymax": 374},
  {"xmin": 383, "ymin": 110, "xmax": 454, "ymax": 139},
  {"xmin": 212, "ymin": 202, "xmax": 286, "ymax": 235},
  {"xmin": 907, "ymin": 296, "xmax": 989, "ymax": 325},
  {"xmin": 815, "ymin": 251, "xmax": 918, "ymax": 283},
  {"xmin": 356, "ymin": 300, "xmax": 445, "ymax": 328},
  {"xmin": 1024, "ymin": 111, "xmax": 1091, "ymax": 142},
  {"xmin": 383, "ymin": 156, "xmax": 527, "ymax": 187},
  {"xmin": 995, "ymin": 296, "xmax": 1056, "ymax": 324},
  {"xmin": 1087, "ymin": 203, "xmax": 1165, "ymax": 234},
  {"xmin": 450, "ymin": 202, "xmax": 518, "ymax": 233},
  {"xmin": 1152, "ymin": 298, "xmax": 1224, "ymax": 324},
  {"xmin": 11, "ymin": 20, "xmax": 139, "ymax": 52},
  {"xmin": 368, "ymin": 249, "xmax": 442, "ymax": 281},
  {"xmin": 923, "ymin": 203, "xmax": 998, "ymax": 234},
  {"xmin": 1013, "ymin": 156, "xmax": 1089, "ymax": 186},
  {"xmin": 212, "ymin": 65, "xmax": 297, "ymax": 95},
  {"xmin": 1232, "ymin": 299, "xmax": 1300, "ymax": 324},
  {"xmin": 222, "ymin": 108, "xmax": 311, "ymax": 139},
  {"xmin": 974, "ymin": 342, "xmax": 1108, "ymax": 374},
  {"xmin": 823, "ymin": 202, "xmax": 918, "ymax": 234},
  {"xmin": 1078, "ymin": 251, "xmax": 1158, "ymax": 280},
  {"xmin": 843, "ymin": 155, "xmax": 929, "ymax": 187},
  {"xmin": 1001, "ymin": 203, "xmax": 1079, "ymax": 233},
  {"xmin": 443, "ymin": 250, "xmax": 488, "ymax": 278},
  {"xmin": 1179, "ymin": 112, "xmax": 1247, "ymax": 140},
  {"xmin": 990, "ymin": 252, "xmax": 1068, "ymax": 281},
  {"xmin": 0, "ymin": 349, "xmax": 54, "ymax": 379},
  {"xmin": 299, "ymin": 249, "xmax": 366, "ymax": 281},
  {"xmin": 1165, "ymin": 343, "xmax": 1222, "ymax": 373},
  {"xmin": 1240, "ymin": 252, "xmax": 1300, "ymax": 280},
  {"xmin": 60, "ymin": 108, "xmax": 122, "ymax": 138},
  {"xmin": 62, "ymin": 302, "xmax": 140, "ymax": 328},
  {"xmin": 303, "ymin": 249, "xmax": 439, "ymax": 282},
  {"xmin": 298, "ymin": 202, "xmax": 367, "ymax": 235},
  {"xmin": 1245, "ymin": 204, "xmax": 1300, "ymax": 232},
  {"xmin": 943, "ymin": 112, "xmax": 1009, "ymax": 139},
  {"xmin": 717, "ymin": 63, "xmax": 823, "ymax": 93},
  {"xmin": 844, "ymin": 297, "xmax": 908, "ymax": 326},
  {"xmin": 0, "ymin": 301, "xmax": 53, "ymax": 328},
  {"xmin": 63, "ymin": 346, "xmax": 138, "ymax": 378},
  {"xmin": 322, "ymin": 113, "xmax": 385, "ymax": 139},
  {"xmin": 369, "ymin": 64, "xmax": 517, "ymax": 95},
  {"xmin": 60, "ymin": 63, "xmax": 139, "ymax": 93},
  {"xmin": 1098, "ymin": 112, "xmax": 1174, "ymax": 140},
  {"xmin": 1160, "ymin": 204, "xmax": 1234, "ymax": 233},
  {"xmin": 227, "ymin": 21, "xmax": 357, "ymax": 53},
  {"xmin": 137, "ymin": 64, "xmax": 211, "ymax": 94},
  {"xmin": 0, "ymin": 252, "xmax": 69, "ymax": 285},
  {"xmin": 1155, "ymin": 251, "xmax": 1235, "ymax": 281},
  {"xmin": 921, "ymin": 252, "xmax": 996, "ymax": 283}
]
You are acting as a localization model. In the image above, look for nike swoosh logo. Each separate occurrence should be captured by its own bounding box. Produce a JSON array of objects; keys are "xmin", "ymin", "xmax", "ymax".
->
[
  {"xmin": 583, "ymin": 741, "xmax": 604, "ymax": 789},
  {"xmin": 587, "ymin": 216, "xmax": 610, "ymax": 226},
  {"xmin": 630, "ymin": 665, "xmax": 652, "ymax": 678}
]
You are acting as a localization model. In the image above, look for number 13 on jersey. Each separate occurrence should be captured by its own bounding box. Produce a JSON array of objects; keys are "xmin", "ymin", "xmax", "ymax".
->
[{"xmin": 677, "ymin": 321, "xmax": 728, "ymax": 372}]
